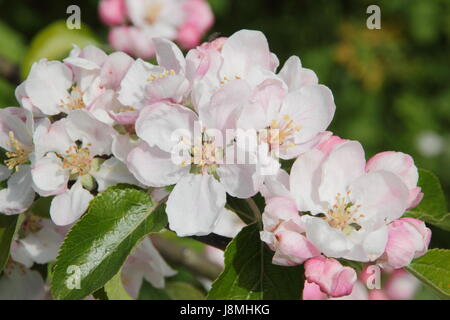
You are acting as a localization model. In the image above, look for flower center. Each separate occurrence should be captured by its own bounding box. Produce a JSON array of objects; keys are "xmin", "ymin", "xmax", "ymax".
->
[
  {"xmin": 20, "ymin": 215, "xmax": 43, "ymax": 237},
  {"xmin": 261, "ymin": 115, "xmax": 302, "ymax": 150},
  {"xmin": 219, "ymin": 75, "xmax": 242, "ymax": 85},
  {"xmin": 147, "ymin": 69, "xmax": 176, "ymax": 82},
  {"xmin": 4, "ymin": 131, "xmax": 30, "ymax": 171},
  {"xmin": 60, "ymin": 86, "xmax": 85, "ymax": 111},
  {"xmin": 62, "ymin": 144, "xmax": 92, "ymax": 177},
  {"xmin": 145, "ymin": 2, "xmax": 163, "ymax": 25},
  {"xmin": 178, "ymin": 132, "xmax": 224, "ymax": 176},
  {"xmin": 324, "ymin": 191, "xmax": 364, "ymax": 235}
]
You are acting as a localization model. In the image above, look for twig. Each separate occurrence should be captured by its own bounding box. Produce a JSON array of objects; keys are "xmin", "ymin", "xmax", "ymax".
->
[
  {"xmin": 245, "ymin": 198, "xmax": 262, "ymax": 227},
  {"xmin": 151, "ymin": 234, "xmax": 224, "ymax": 281}
]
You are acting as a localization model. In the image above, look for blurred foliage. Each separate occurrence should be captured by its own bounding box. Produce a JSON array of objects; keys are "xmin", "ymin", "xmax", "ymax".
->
[{"xmin": 0, "ymin": 0, "xmax": 448, "ymax": 221}]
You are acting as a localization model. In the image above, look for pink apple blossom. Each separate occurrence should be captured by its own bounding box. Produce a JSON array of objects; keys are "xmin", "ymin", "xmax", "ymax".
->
[
  {"xmin": 379, "ymin": 217, "xmax": 431, "ymax": 269},
  {"xmin": 99, "ymin": 0, "xmax": 127, "ymax": 26},
  {"xmin": 304, "ymin": 255, "xmax": 357, "ymax": 297},
  {"xmin": 0, "ymin": 108, "xmax": 36, "ymax": 214},
  {"xmin": 103, "ymin": 0, "xmax": 214, "ymax": 59},
  {"xmin": 366, "ymin": 151, "xmax": 423, "ymax": 209},
  {"xmin": 290, "ymin": 137, "xmax": 410, "ymax": 262}
]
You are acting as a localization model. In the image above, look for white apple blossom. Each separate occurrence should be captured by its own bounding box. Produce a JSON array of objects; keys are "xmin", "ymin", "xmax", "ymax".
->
[
  {"xmin": 31, "ymin": 110, "xmax": 138, "ymax": 225},
  {"xmin": 0, "ymin": 108, "xmax": 36, "ymax": 214},
  {"xmin": 122, "ymin": 237, "xmax": 177, "ymax": 298},
  {"xmin": 16, "ymin": 45, "xmax": 133, "ymax": 125}
]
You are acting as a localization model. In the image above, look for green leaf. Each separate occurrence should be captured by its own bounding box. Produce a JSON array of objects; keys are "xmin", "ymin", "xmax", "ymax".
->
[
  {"xmin": 103, "ymin": 272, "xmax": 132, "ymax": 300},
  {"xmin": 226, "ymin": 195, "xmax": 264, "ymax": 224},
  {"xmin": 51, "ymin": 185, "xmax": 168, "ymax": 300},
  {"xmin": 0, "ymin": 215, "xmax": 19, "ymax": 271},
  {"xmin": 406, "ymin": 169, "xmax": 449, "ymax": 231},
  {"xmin": 28, "ymin": 196, "xmax": 52, "ymax": 219},
  {"xmin": 21, "ymin": 20, "xmax": 100, "ymax": 79},
  {"xmin": 165, "ymin": 282, "xmax": 205, "ymax": 300},
  {"xmin": 138, "ymin": 277, "xmax": 206, "ymax": 300},
  {"xmin": 406, "ymin": 249, "xmax": 450, "ymax": 300},
  {"xmin": 139, "ymin": 280, "xmax": 172, "ymax": 300},
  {"xmin": 207, "ymin": 223, "xmax": 304, "ymax": 300},
  {"xmin": 0, "ymin": 21, "xmax": 26, "ymax": 64}
]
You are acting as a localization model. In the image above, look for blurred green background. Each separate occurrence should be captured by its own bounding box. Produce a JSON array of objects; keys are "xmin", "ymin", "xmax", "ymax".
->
[
  {"xmin": 0, "ymin": 0, "xmax": 448, "ymax": 202},
  {"xmin": 0, "ymin": 0, "xmax": 448, "ymax": 300}
]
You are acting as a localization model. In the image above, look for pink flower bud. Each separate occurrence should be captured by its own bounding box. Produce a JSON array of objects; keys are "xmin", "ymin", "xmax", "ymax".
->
[
  {"xmin": 177, "ymin": 0, "xmax": 214, "ymax": 49},
  {"xmin": 381, "ymin": 217, "xmax": 431, "ymax": 269},
  {"xmin": 99, "ymin": 0, "xmax": 127, "ymax": 26},
  {"xmin": 261, "ymin": 197, "xmax": 319, "ymax": 266},
  {"xmin": 302, "ymin": 281, "xmax": 327, "ymax": 300},
  {"xmin": 108, "ymin": 27, "xmax": 155, "ymax": 59},
  {"xmin": 385, "ymin": 269, "xmax": 420, "ymax": 300},
  {"xmin": 304, "ymin": 256, "xmax": 357, "ymax": 297},
  {"xmin": 366, "ymin": 151, "xmax": 423, "ymax": 209},
  {"xmin": 177, "ymin": 23, "xmax": 203, "ymax": 49}
]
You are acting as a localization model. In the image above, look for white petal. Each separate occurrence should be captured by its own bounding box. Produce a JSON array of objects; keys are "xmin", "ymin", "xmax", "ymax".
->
[
  {"xmin": 290, "ymin": 149, "xmax": 326, "ymax": 214},
  {"xmin": 31, "ymin": 153, "xmax": 69, "ymax": 197},
  {"xmin": 127, "ymin": 143, "xmax": 188, "ymax": 187},
  {"xmin": 0, "ymin": 166, "xmax": 35, "ymax": 214},
  {"xmin": 112, "ymin": 134, "xmax": 140, "ymax": 162},
  {"xmin": 0, "ymin": 108, "xmax": 32, "ymax": 151},
  {"xmin": 217, "ymin": 163, "xmax": 259, "ymax": 198},
  {"xmin": 24, "ymin": 59, "xmax": 73, "ymax": 115},
  {"xmin": 318, "ymin": 141, "xmax": 366, "ymax": 204},
  {"xmin": 65, "ymin": 110, "xmax": 113, "ymax": 155},
  {"xmin": 50, "ymin": 180, "xmax": 93, "ymax": 226},
  {"xmin": 153, "ymin": 38, "xmax": 186, "ymax": 74},
  {"xmin": 166, "ymin": 174, "xmax": 226, "ymax": 236},
  {"xmin": 135, "ymin": 103, "xmax": 196, "ymax": 153},
  {"xmin": 33, "ymin": 118, "xmax": 73, "ymax": 157},
  {"xmin": 213, "ymin": 209, "xmax": 246, "ymax": 238},
  {"xmin": 303, "ymin": 216, "xmax": 350, "ymax": 258},
  {"xmin": 278, "ymin": 56, "xmax": 318, "ymax": 91},
  {"xmin": 117, "ymin": 59, "xmax": 156, "ymax": 108},
  {"xmin": 16, "ymin": 219, "xmax": 65, "ymax": 264},
  {"xmin": 349, "ymin": 171, "xmax": 409, "ymax": 225},
  {"xmin": 280, "ymin": 85, "xmax": 335, "ymax": 145},
  {"xmin": 0, "ymin": 165, "xmax": 11, "ymax": 181},
  {"xmin": 0, "ymin": 264, "xmax": 46, "ymax": 300},
  {"xmin": 221, "ymin": 30, "xmax": 272, "ymax": 78},
  {"xmin": 92, "ymin": 157, "xmax": 140, "ymax": 192}
]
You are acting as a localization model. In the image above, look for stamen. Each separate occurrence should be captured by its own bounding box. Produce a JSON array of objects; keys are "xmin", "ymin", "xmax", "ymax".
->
[
  {"xmin": 147, "ymin": 69, "xmax": 176, "ymax": 82},
  {"xmin": 61, "ymin": 145, "xmax": 92, "ymax": 176},
  {"xmin": 4, "ymin": 131, "xmax": 29, "ymax": 171}
]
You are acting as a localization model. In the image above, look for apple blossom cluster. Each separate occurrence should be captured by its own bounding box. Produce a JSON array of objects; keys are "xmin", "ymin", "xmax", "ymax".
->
[
  {"xmin": 0, "ymin": 29, "xmax": 431, "ymax": 299},
  {"xmin": 99, "ymin": 0, "xmax": 214, "ymax": 59}
]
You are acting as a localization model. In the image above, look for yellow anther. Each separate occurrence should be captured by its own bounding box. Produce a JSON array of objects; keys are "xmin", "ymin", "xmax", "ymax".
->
[
  {"xmin": 4, "ymin": 131, "xmax": 29, "ymax": 171},
  {"xmin": 61, "ymin": 145, "xmax": 92, "ymax": 176}
]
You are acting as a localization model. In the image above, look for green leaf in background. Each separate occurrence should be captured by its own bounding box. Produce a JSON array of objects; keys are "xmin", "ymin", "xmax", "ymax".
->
[
  {"xmin": 28, "ymin": 196, "xmax": 52, "ymax": 219},
  {"xmin": 21, "ymin": 20, "xmax": 99, "ymax": 79},
  {"xmin": 103, "ymin": 272, "xmax": 132, "ymax": 300},
  {"xmin": 406, "ymin": 249, "xmax": 450, "ymax": 300},
  {"xmin": 139, "ymin": 280, "xmax": 172, "ymax": 300},
  {"xmin": 406, "ymin": 169, "xmax": 450, "ymax": 231},
  {"xmin": 51, "ymin": 185, "xmax": 168, "ymax": 300},
  {"xmin": 207, "ymin": 223, "xmax": 304, "ymax": 300},
  {"xmin": 138, "ymin": 279, "xmax": 205, "ymax": 300},
  {"xmin": 0, "ymin": 215, "xmax": 19, "ymax": 271},
  {"xmin": 0, "ymin": 78, "xmax": 15, "ymax": 107},
  {"xmin": 0, "ymin": 21, "xmax": 26, "ymax": 64},
  {"xmin": 165, "ymin": 282, "xmax": 205, "ymax": 300}
]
